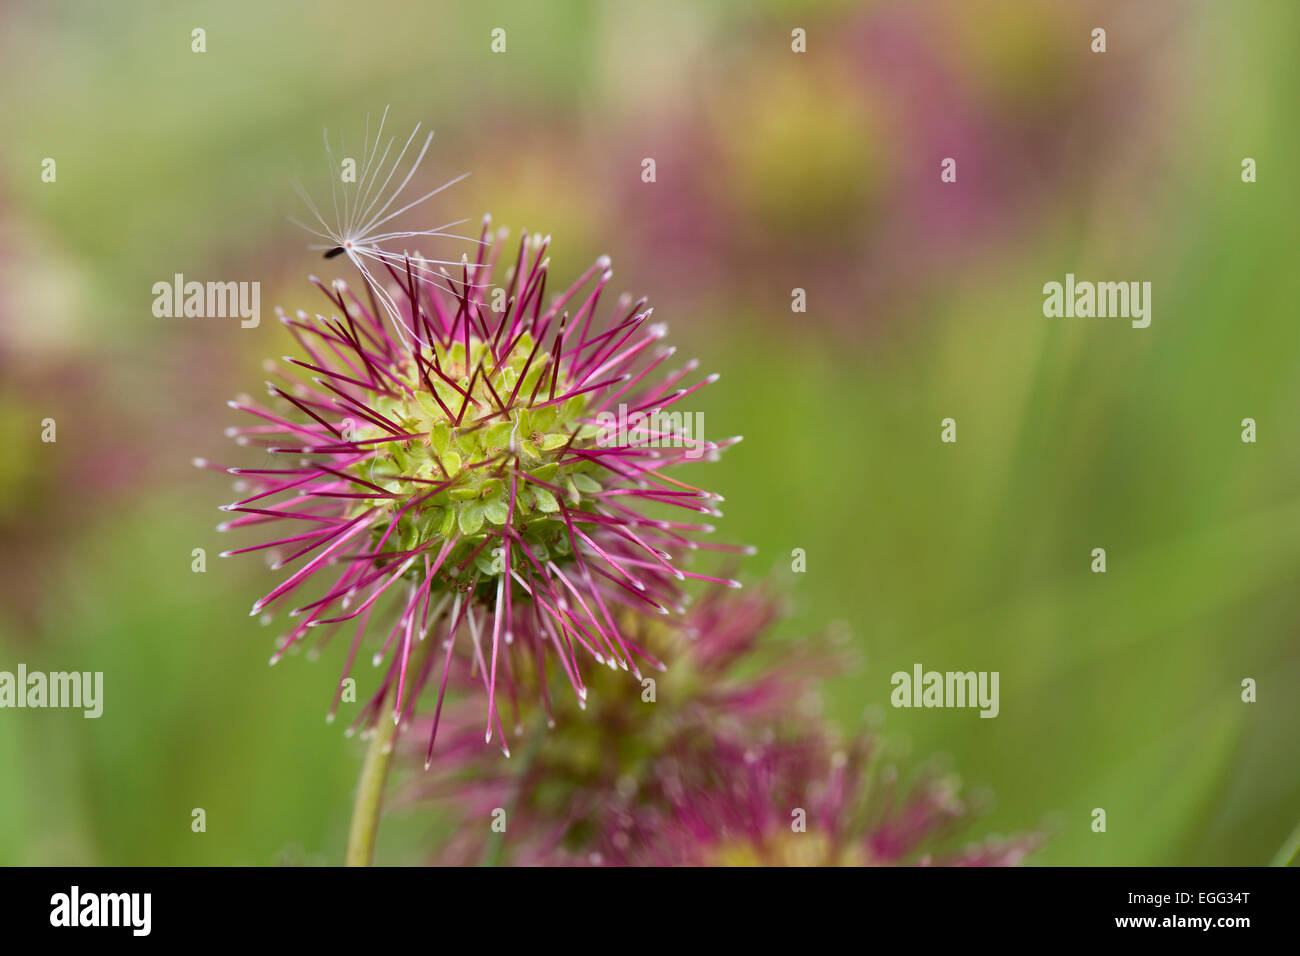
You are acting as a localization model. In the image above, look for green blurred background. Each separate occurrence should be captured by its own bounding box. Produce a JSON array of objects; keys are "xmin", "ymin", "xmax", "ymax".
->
[{"xmin": 1, "ymin": 0, "xmax": 1297, "ymax": 865}]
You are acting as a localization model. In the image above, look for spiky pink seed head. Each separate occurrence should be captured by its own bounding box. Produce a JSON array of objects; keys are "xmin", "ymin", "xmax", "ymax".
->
[{"xmin": 202, "ymin": 224, "xmax": 737, "ymax": 756}]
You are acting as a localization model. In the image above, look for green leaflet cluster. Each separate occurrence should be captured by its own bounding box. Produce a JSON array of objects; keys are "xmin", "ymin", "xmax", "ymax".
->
[{"xmin": 347, "ymin": 331, "xmax": 607, "ymax": 590}]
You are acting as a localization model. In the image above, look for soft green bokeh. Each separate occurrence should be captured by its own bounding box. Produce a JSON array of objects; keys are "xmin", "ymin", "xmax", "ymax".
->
[{"xmin": 1, "ymin": 0, "xmax": 1296, "ymax": 865}]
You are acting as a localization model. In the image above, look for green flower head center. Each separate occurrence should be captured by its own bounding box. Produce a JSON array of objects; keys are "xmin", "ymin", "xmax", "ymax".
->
[
  {"xmin": 709, "ymin": 832, "xmax": 861, "ymax": 867},
  {"xmin": 344, "ymin": 331, "xmax": 606, "ymax": 592}
]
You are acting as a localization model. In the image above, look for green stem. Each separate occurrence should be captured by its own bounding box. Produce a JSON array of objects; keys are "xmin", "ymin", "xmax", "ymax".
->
[
  {"xmin": 345, "ymin": 705, "xmax": 398, "ymax": 867},
  {"xmin": 1269, "ymin": 816, "xmax": 1300, "ymax": 867},
  {"xmin": 345, "ymin": 634, "xmax": 436, "ymax": 866}
]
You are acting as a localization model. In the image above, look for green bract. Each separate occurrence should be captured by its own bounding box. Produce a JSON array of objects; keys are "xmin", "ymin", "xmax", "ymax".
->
[{"xmin": 351, "ymin": 331, "xmax": 605, "ymax": 591}]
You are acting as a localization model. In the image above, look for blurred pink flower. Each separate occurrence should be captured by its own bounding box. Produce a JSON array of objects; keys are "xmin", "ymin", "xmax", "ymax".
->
[{"xmin": 412, "ymin": 584, "xmax": 1038, "ymax": 867}]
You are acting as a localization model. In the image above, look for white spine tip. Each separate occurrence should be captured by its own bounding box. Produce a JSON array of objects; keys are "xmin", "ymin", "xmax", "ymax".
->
[
  {"xmin": 192, "ymin": 457, "xmax": 207, "ymax": 468},
  {"xmin": 596, "ymin": 255, "xmax": 611, "ymax": 269}
]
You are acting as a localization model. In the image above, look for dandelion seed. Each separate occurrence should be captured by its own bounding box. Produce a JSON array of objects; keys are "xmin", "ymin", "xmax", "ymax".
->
[{"xmin": 289, "ymin": 106, "xmax": 480, "ymax": 347}]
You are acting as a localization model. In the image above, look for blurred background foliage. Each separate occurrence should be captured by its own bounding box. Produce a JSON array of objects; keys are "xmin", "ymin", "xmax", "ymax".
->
[{"xmin": 1, "ymin": 0, "xmax": 1297, "ymax": 865}]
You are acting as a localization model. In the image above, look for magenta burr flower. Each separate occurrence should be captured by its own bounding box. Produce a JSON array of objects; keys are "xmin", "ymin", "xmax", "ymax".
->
[
  {"xmin": 200, "ymin": 219, "xmax": 740, "ymax": 760},
  {"xmin": 414, "ymin": 584, "xmax": 1038, "ymax": 867},
  {"xmin": 580, "ymin": 736, "xmax": 1042, "ymax": 867},
  {"xmin": 410, "ymin": 583, "xmax": 809, "ymax": 864}
]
